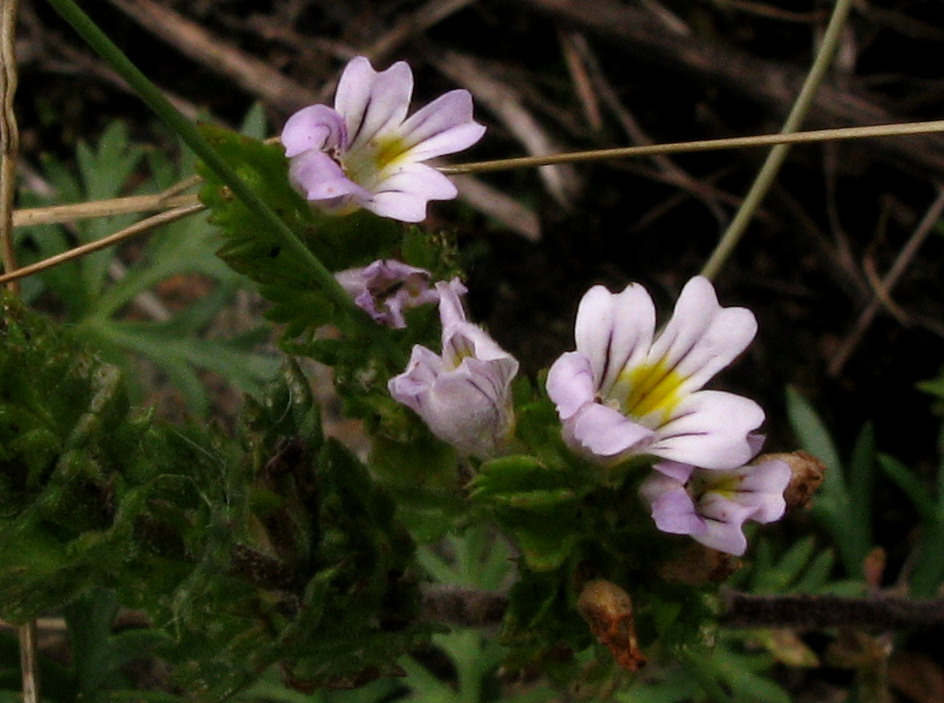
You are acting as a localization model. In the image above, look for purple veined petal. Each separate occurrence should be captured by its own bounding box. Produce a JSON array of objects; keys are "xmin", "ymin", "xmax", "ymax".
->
[
  {"xmin": 648, "ymin": 390, "xmax": 765, "ymax": 469},
  {"xmin": 335, "ymin": 57, "xmax": 413, "ymax": 151},
  {"xmin": 726, "ymin": 459, "xmax": 791, "ymax": 523},
  {"xmin": 419, "ymin": 370, "xmax": 512, "ymax": 456},
  {"xmin": 693, "ymin": 492, "xmax": 759, "ymax": 556},
  {"xmin": 445, "ymin": 322, "xmax": 518, "ymax": 368},
  {"xmin": 398, "ymin": 90, "xmax": 487, "ymax": 160},
  {"xmin": 647, "ymin": 277, "xmax": 757, "ymax": 393},
  {"xmin": 374, "ymin": 163, "xmax": 459, "ymax": 201},
  {"xmin": 574, "ymin": 284, "xmax": 656, "ymax": 399},
  {"xmin": 460, "ymin": 355, "xmax": 519, "ymax": 402},
  {"xmin": 570, "ymin": 402, "xmax": 655, "ymax": 459},
  {"xmin": 652, "ymin": 460, "xmax": 695, "ymax": 483},
  {"xmin": 388, "ymin": 345, "xmax": 446, "ymax": 413},
  {"xmin": 281, "ymin": 104, "xmax": 348, "ymax": 158},
  {"xmin": 692, "ymin": 516, "xmax": 750, "ymax": 556},
  {"xmin": 546, "ymin": 352, "xmax": 597, "ymax": 421},
  {"xmin": 639, "ymin": 472, "xmax": 708, "ymax": 536},
  {"xmin": 365, "ymin": 164, "xmax": 461, "ymax": 222},
  {"xmin": 288, "ymin": 150, "xmax": 369, "ymax": 202},
  {"xmin": 361, "ymin": 260, "xmax": 440, "ymax": 326},
  {"xmin": 434, "ymin": 279, "xmax": 469, "ymax": 332},
  {"xmin": 365, "ymin": 190, "xmax": 429, "ymax": 222}
]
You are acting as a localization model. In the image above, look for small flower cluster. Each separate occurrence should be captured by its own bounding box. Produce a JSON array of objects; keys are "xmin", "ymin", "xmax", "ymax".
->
[
  {"xmin": 284, "ymin": 57, "xmax": 789, "ymax": 557},
  {"xmin": 546, "ymin": 277, "xmax": 790, "ymax": 555}
]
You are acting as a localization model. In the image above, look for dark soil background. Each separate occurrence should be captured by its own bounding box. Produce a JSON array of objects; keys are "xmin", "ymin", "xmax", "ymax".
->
[{"xmin": 12, "ymin": 0, "xmax": 944, "ymax": 697}]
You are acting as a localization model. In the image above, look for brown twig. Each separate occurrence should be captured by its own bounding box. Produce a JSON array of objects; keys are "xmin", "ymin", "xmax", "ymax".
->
[
  {"xmin": 829, "ymin": 187, "xmax": 944, "ymax": 376},
  {"xmin": 719, "ymin": 591, "xmax": 944, "ymax": 630},
  {"xmin": 515, "ymin": 0, "xmax": 944, "ymax": 177},
  {"xmin": 433, "ymin": 50, "xmax": 581, "ymax": 207},
  {"xmin": 1, "ymin": 0, "xmax": 19, "ymax": 293},
  {"xmin": 104, "ymin": 0, "xmax": 320, "ymax": 113},
  {"xmin": 0, "ymin": 203, "xmax": 204, "ymax": 286},
  {"xmin": 418, "ymin": 584, "xmax": 944, "ymax": 632}
]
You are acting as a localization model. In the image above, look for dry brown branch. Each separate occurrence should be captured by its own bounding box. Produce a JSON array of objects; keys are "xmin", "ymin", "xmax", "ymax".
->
[
  {"xmin": 0, "ymin": 203, "xmax": 204, "ymax": 287},
  {"xmin": 104, "ymin": 0, "xmax": 320, "ymax": 113},
  {"xmin": 571, "ymin": 32, "xmax": 733, "ymax": 225},
  {"xmin": 515, "ymin": 0, "xmax": 944, "ymax": 177},
  {"xmin": 829, "ymin": 187, "xmax": 944, "ymax": 376},
  {"xmin": 1, "ymin": 0, "xmax": 19, "ymax": 292},
  {"xmin": 433, "ymin": 50, "xmax": 581, "ymax": 207}
]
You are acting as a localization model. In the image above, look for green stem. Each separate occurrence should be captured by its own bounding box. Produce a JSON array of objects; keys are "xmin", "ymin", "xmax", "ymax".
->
[
  {"xmin": 700, "ymin": 0, "xmax": 856, "ymax": 279},
  {"xmin": 44, "ymin": 0, "xmax": 375, "ymax": 337}
]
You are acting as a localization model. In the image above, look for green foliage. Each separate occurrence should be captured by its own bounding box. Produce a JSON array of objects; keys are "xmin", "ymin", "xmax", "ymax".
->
[
  {"xmin": 0, "ymin": 294, "xmax": 154, "ymax": 621},
  {"xmin": 16, "ymin": 118, "xmax": 278, "ymax": 414},
  {"xmin": 877, "ymin": 421, "xmax": 944, "ymax": 596},
  {"xmin": 786, "ymin": 388, "xmax": 876, "ymax": 578},
  {"xmin": 729, "ymin": 535, "xmax": 863, "ymax": 596}
]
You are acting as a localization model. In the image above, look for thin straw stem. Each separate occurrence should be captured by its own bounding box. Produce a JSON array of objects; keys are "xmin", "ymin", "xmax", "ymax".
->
[
  {"xmin": 439, "ymin": 119, "xmax": 944, "ymax": 175},
  {"xmin": 700, "ymin": 0, "xmax": 855, "ymax": 279},
  {"xmin": 1, "ymin": 0, "xmax": 19, "ymax": 293},
  {"xmin": 0, "ymin": 203, "xmax": 203, "ymax": 286}
]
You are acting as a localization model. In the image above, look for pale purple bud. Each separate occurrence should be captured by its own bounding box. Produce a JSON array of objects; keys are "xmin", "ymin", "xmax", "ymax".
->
[{"xmin": 388, "ymin": 282, "xmax": 518, "ymax": 457}]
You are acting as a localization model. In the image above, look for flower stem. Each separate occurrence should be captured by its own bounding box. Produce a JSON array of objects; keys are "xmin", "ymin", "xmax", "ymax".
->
[
  {"xmin": 700, "ymin": 0, "xmax": 856, "ymax": 279},
  {"xmin": 440, "ymin": 119, "xmax": 944, "ymax": 174},
  {"xmin": 44, "ymin": 0, "xmax": 373, "ymax": 335}
]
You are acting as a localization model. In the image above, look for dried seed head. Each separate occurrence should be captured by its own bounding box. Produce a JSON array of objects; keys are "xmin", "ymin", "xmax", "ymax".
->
[
  {"xmin": 759, "ymin": 451, "xmax": 826, "ymax": 511},
  {"xmin": 577, "ymin": 579, "xmax": 646, "ymax": 672}
]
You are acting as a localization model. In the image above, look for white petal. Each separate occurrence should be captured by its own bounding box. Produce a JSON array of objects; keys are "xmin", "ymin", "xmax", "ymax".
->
[
  {"xmin": 639, "ymin": 472, "xmax": 708, "ymax": 536},
  {"xmin": 421, "ymin": 370, "xmax": 510, "ymax": 456},
  {"xmin": 335, "ymin": 57, "xmax": 413, "ymax": 150},
  {"xmin": 652, "ymin": 460, "xmax": 695, "ymax": 483},
  {"xmin": 435, "ymin": 279, "xmax": 468, "ymax": 331},
  {"xmin": 377, "ymin": 163, "xmax": 459, "ymax": 201},
  {"xmin": 388, "ymin": 345, "xmax": 446, "ymax": 413},
  {"xmin": 691, "ymin": 517, "xmax": 750, "ymax": 556},
  {"xmin": 281, "ymin": 104, "xmax": 348, "ymax": 157},
  {"xmin": 574, "ymin": 284, "xmax": 655, "ymax": 397},
  {"xmin": 734, "ymin": 460, "xmax": 791, "ymax": 523},
  {"xmin": 570, "ymin": 402, "xmax": 655, "ymax": 459},
  {"xmin": 398, "ymin": 90, "xmax": 487, "ymax": 159},
  {"xmin": 365, "ymin": 190, "xmax": 428, "ymax": 222},
  {"xmin": 647, "ymin": 276, "xmax": 757, "ymax": 393},
  {"xmin": 366, "ymin": 165, "xmax": 458, "ymax": 221},
  {"xmin": 692, "ymin": 493, "xmax": 759, "ymax": 555},
  {"xmin": 445, "ymin": 322, "xmax": 517, "ymax": 368},
  {"xmin": 546, "ymin": 352, "xmax": 596, "ymax": 420},
  {"xmin": 648, "ymin": 390, "xmax": 765, "ymax": 469},
  {"xmin": 288, "ymin": 150, "xmax": 370, "ymax": 203}
]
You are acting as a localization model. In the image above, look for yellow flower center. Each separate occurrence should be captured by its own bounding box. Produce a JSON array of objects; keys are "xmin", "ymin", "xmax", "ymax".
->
[
  {"xmin": 372, "ymin": 135, "xmax": 410, "ymax": 171},
  {"xmin": 613, "ymin": 359, "xmax": 686, "ymax": 424}
]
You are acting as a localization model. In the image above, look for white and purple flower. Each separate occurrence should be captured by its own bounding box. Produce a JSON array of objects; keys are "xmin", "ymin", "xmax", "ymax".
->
[
  {"xmin": 546, "ymin": 276, "xmax": 763, "ymax": 469},
  {"xmin": 281, "ymin": 56, "xmax": 486, "ymax": 222},
  {"xmin": 335, "ymin": 259, "xmax": 462, "ymax": 329},
  {"xmin": 639, "ymin": 457, "xmax": 791, "ymax": 556},
  {"xmin": 388, "ymin": 282, "xmax": 519, "ymax": 457}
]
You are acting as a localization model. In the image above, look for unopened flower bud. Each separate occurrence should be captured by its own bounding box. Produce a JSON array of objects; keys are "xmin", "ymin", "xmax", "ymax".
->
[{"xmin": 759, "ymin": 450, "xmax": 826, "ymax": 511}]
